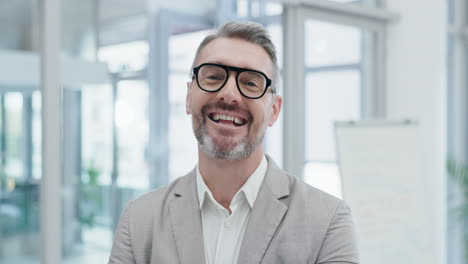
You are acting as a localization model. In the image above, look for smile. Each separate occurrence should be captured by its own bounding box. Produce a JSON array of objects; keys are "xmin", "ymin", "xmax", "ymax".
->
[{"xmin": 208, "ymin": 113, "xmax": 247, "ymax": 127}]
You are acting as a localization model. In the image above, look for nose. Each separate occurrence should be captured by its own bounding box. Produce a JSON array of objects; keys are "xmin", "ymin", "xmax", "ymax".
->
[{"xmin": 216, "ymin": 72, "xmax": 242, "ymax": 104}]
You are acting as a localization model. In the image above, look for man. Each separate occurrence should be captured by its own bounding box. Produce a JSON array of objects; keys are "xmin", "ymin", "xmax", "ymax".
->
[{"xmin": 109, "ymin": 21, "xmax": 359, "ymax": 264}]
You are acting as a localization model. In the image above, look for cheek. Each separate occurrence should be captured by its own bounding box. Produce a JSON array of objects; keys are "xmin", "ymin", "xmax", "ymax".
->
[
  {"xmin": 189, "ymin": 95, "xmax": 203, "ymax": 112},
  {"xmin": 250, "ymin": 105, "xmax": 270, "ymax": 129},
  {"xmin": 257, "ymin": 101, "xmax": 272, "ymax": 123}
]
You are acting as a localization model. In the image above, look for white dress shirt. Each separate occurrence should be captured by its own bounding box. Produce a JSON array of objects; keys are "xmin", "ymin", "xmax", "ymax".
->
[{"xmin": 196, "ymin": 156, "xmax": 267, "ymax": 264}]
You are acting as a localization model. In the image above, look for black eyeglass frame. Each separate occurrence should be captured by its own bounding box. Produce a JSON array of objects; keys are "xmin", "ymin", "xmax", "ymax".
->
[{"xmin": 192, "ymin": 63, "xmax": 273, "ymax": 99}]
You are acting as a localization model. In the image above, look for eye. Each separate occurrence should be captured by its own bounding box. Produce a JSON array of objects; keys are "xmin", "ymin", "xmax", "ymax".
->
[
  {"xmin": 206, "ymin": 74, "xmax": 224, "ymax": 80},
  {"xmin": 239, "ymin": 71, "xmax": 265, "ymax": 90},
  {"xmin": 246, "ymin": 81, "xmax": 259, "ymax": 87},
  {"xmin": 241, "ymin": 79, "xmax": 260, "ymax": 88}
]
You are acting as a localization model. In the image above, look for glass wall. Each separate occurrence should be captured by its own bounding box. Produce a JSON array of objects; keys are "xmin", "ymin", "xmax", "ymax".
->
[
  {"xmin": 59, "ymin": 0, "xmax": 114, "ymax": 262},
  {"xmin": 446, "ymin": 0, "xmax": 467, "ymax": 262},
  {"xmin": 0, "ymin": 0, "xmax": 41, "ymax": 262},
  {"xmin": 302, "ymin": 19, "xmax": 376, "ymax": 198},
  {"xmin": 0, "ymin": 91, "xmax": 41, "ymax": 262}
]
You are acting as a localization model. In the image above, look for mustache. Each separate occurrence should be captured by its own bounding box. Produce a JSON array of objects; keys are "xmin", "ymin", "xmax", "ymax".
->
[{"xmin": 201, "ymin": 101, "xmax": 253, "ymax": 123}]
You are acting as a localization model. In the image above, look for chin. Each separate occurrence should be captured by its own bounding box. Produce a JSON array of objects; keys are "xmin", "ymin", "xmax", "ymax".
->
[{"xmin": 200, "ymin": 134, "xmax": 255, "ymax": 161}]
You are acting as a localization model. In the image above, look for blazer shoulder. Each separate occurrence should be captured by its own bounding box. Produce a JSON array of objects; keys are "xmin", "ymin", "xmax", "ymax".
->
[
  {"xmin": 286, "ymin": 173, "xmax": 345, "ymax": 215},
  {"xmin": 126, "ymin": 173, "xmax": 192, "ymax": 216},
  {"xmin": 264, "ymin": 156, "xmax": 342, "ymax": 209},
  {"xmin": 286, "ymin": 175, "xmax": 359, "ymax": 263}
]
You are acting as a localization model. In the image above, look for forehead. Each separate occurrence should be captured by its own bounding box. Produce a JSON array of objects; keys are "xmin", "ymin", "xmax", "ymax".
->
[{"xmin": 196, "ymin": 37, "xmax": 274, "ymax": 76}]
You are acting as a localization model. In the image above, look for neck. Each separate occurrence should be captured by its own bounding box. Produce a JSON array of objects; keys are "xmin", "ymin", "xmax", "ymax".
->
[{"xmin": 198, "ymin": 146, "xmax": 264, "ymax": 210}]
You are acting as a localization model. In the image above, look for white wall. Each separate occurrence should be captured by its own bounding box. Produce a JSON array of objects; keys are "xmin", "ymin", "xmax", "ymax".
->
[{"xmin": 386, "ymin": 0, "xmax": 447, "ymax": 263}]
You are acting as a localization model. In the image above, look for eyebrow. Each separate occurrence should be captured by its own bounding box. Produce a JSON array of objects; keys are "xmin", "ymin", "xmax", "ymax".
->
[{"xmin": 204, "ymin": 60, "xmax": 262, "ymax": 72}]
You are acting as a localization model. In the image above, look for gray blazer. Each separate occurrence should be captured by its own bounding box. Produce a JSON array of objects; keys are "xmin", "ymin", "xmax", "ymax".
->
[{"xmin": 108, "ymin": 157, "xmax": 359, "ymax": 264}]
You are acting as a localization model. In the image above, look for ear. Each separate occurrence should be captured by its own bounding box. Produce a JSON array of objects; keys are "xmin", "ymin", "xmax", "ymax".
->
[
  {"xmin": 186, "ymin": 81, "xmax": 192, "ymax": 115},
  {"xmin": 268, "ymin": 95, "xmax": 282, "ymax": 126}
]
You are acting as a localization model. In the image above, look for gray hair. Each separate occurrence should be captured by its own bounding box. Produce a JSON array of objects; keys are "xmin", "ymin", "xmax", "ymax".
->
[{"xmin": 192, "ymin": 21, "xmax": 280, "ymax": 94}]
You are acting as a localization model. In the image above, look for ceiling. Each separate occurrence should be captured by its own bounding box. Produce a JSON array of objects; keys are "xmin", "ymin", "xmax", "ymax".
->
[
  {"xmin": 0, "ymin": 0, "xmax": 215, "ymax": 28},
  {"xmin": 98, "ymin": 0, "xmax": 148, "ymax": 24},
  {"xmin": 0, "ymin": 0, "xmax": 217, "ymax": 50}
]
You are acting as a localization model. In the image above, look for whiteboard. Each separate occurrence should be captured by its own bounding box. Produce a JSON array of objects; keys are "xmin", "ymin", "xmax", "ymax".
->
[{"xmin": 335, "ymin": 120, "xmax": 436, "ymax": 264}]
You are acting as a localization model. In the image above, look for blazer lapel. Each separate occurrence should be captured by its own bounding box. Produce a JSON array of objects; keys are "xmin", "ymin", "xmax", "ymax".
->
[
  {"xmin": 169, "ymin": 169, "xmax": 206, "ymax": 264},
  {"xmin": 236, "ymin": 157, "xmax": 291, "ymax": 264}
]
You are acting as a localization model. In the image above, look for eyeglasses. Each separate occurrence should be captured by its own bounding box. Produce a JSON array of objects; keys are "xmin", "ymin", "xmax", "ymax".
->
[{"xmin": 192, "ymin": 63, "xmax": 272, "ymax": 99}]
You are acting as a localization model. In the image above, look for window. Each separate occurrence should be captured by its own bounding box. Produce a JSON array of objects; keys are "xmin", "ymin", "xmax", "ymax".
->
[
  {"xmin": 237, "ymin": 0, "xmax": 283, "ymax": 17},
  {"xmin": 264, "ymin": 23, "xmax": 284, "ymax": 166},
  {"xmin": 283, "ymin": 5, "xmax": 385, "ymax": 199},
  {"xmin": 98, "ymin": 41, "xmax": 149, "ymax": 73},
  {"xmin": 4, "ymin": 93, "xmax": 23, "ymax": 180},
  {"xmin": 32, "ymin": 91, "xmax": 41, "ymax": 180},
  {"xmin": 303, "ymin": 20, "xmax": 363, "ymax": 198},
  {"xmin": 115, "ymin": 80, "xmax": 149, "ymax": 189}
]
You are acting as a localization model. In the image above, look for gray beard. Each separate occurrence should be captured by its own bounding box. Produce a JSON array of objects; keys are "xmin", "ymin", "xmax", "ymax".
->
[{"xmin": 192, "ymin": 115, "xmax": 265, "ymax": 161}]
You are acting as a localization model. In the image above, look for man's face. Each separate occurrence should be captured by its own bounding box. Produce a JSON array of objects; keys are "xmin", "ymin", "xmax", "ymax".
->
[{"xmin": 186, "ymin": 37, "xmax": 282, "ymax": 160}]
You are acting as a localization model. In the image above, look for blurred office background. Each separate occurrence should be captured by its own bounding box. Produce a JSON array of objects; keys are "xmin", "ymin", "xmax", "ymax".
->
[{"xmin": 0, "ymin": 0, "xmax": 464, "ymax": 263}]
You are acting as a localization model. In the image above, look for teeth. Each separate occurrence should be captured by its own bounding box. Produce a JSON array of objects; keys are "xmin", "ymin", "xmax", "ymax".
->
[{"xmin": 212, "ymin": 114, "xmax": 244, "ymax": 125}]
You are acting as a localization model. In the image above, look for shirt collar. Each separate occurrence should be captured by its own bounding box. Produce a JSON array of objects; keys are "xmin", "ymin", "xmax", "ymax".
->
[{"xmin": 196, "ymin": 155, "xmax": 268, "ymax": 209}]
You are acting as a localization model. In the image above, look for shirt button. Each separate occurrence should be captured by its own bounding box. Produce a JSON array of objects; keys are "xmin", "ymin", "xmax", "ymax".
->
[{"xmin": 224, "ymin": 221, "xmax": 231, "ymax": 229}]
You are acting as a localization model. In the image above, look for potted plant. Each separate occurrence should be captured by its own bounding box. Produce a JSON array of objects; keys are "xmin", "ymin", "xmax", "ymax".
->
[
  {"xmin": 447, "ymin": 158, "xmax": 468, "ymax": 260},
  {"xmin": 77, "ymin": 161, "xmax": 103, "ymax": 228}
]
